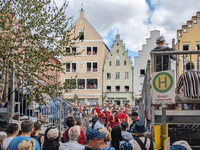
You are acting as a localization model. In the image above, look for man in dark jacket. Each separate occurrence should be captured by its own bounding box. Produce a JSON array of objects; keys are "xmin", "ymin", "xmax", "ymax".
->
[
  {"xmin": 129, "ymin": 112, "xmax": 140, "ymax": 138},
  {"xmin": 150, "ymin": 36, "xmax": 176, "ymax": 72}
]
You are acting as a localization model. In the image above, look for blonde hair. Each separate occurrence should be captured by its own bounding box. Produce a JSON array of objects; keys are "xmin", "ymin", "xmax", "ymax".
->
[
  {"xmin": 68, "ymin": 125, "xmax": 80, "ymax": 141},
  {"xmin": 99, "ymin": 129, "xmax": 111, "ymax": 142},
  {"xmin": 18, "ymin": 138, "xmax": 36, "ymax": 150}
]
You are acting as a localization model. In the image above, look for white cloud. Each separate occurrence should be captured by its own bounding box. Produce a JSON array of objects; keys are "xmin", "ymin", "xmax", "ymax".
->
[{"xmin": 55, "ymin": 0, "xmax": 200, "ymax": 52}]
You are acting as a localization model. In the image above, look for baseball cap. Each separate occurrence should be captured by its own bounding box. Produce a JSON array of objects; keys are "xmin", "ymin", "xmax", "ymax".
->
[
  {"xmin": 130, "ymin": 112, "xmax": 138, "ymax": 116},
  {"xmin": 86, "ymin": 129, "xmax": 106, "ymax": 141},
  {"xmin": 98, "ymin": 113, "xmax": 106, "ymax": 118},
  {"xmin": 47, "ymin": 128, "xmax": 59, "ymax": 140},
  {"xmin": 156, "ymin": 36, "xmax": 165, "ymax": 43}
]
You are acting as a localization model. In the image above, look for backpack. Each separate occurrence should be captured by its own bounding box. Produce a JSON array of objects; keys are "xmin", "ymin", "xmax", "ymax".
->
[
  {"xmin": 64, "ymin": 130, "xmax": 69, "ymax": 143},
  {"xmin": 135, "ymin": 137, "xmax": 154, "ymax": 150},
  {"xmin": 170, "ymin": 145, "xmax": 187, "ymax": 150},
  {"xmin": 1, "ymin": 141, "xmax": 9, "ymax": 150},
  {"xmin": 120, "ymin": 141, "xmax": 133, "ymax": 150}
]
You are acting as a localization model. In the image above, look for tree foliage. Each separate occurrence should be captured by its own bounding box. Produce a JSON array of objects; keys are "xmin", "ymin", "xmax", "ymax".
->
[{"xmin": 0, "ymin": 0, "xmax": 80, "ymax": 103}]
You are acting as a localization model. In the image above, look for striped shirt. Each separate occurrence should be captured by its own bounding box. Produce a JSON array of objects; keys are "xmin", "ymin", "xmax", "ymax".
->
[{"xmin": 177, "ymin": 70, "xmax": 200, "ymax": 97}]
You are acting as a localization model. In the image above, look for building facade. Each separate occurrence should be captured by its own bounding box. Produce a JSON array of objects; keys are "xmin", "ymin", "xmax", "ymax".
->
[
  {"xmin": 60, "ymin": 9, "xmax": 109, "ymax": 106},
  {"xmin": 103, "ymin": 33, "xmax": 133, "ymax": 106},
  {"xmin": 134, "ymin": 30, "xmax": 160, "ymax": 101},
  {"xmin": 175, "ymin": 12, "xmax": 200, "ymax": 75}
]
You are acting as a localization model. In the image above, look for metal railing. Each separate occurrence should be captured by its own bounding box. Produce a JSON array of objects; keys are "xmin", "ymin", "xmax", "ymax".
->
[
  {"xmin": 0, "ymin": 62, "xmax": 89, "ymax": 134},
  {"xmin": 140, "ymin": 50, "xmax": 200, "ymax": 147}
]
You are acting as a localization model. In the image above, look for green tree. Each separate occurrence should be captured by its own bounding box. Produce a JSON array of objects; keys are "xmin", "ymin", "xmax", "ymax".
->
[
  {"xmin": 0, "ymin": 0, "xmax": 80, "ymax": 104},
  {"xmin": 73, "ymin": 93, "xmax": 78, "ymax": 103}
]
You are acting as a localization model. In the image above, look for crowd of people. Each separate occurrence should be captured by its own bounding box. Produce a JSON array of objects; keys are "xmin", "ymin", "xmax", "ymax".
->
[
  {"xmin": 0, "ymin": 114, "xmax": 153, "ymax": 150},
  {"xmin": 0, "ymin": 101, "xmax": 193, "ymax": 150}
]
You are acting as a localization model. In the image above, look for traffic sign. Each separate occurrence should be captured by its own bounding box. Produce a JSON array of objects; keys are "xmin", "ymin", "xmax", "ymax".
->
[{"xmin": 152, "ymin": 70, "xmax": 175, "ymax": 104}]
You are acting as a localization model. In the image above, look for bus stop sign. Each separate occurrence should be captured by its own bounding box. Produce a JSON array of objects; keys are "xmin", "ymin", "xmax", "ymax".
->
[{"xmin": 152, "ymin": 70, "xmax": 175, "ymax": 104}]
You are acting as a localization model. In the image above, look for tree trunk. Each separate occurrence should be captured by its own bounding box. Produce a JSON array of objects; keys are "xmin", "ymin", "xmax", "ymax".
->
[{"xmin": 0, "ymin": 71, "xmax": 6, "ymax": 104}]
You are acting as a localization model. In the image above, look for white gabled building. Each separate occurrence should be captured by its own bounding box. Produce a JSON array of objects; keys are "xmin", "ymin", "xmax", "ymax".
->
[{"xmin": 134, "ymin": 30, "xmax": 160, "ymax": 101}]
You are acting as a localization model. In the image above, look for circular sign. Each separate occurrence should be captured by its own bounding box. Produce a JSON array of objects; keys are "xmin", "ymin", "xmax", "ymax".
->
[{"xmin": 153, "ymin": 72, "xmax": 173, "ymax": 93}]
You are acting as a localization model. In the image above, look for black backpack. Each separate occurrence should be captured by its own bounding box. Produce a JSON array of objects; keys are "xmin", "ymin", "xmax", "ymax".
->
[
  {"xmin": 1, "ymin": 141, "xmax": 9, "ymax": 150},
  {"xmin": 65, "ymin": 130, "xmax": 69, "ymax": 143},
  {"xmin": 135, "ymin": 137, "xmax": 154, "ymax": 150}
]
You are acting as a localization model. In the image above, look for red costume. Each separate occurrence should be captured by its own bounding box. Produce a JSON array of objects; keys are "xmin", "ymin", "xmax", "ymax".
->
[
  {"xmin": 117, "ymin": 112, "xmax": 127, "ymax": 125},
  {"xmin": 93, "ymin": 107, "xmax": 100, "ymax": 114}
]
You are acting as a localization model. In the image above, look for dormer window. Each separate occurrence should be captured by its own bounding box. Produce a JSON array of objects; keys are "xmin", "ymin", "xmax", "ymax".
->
[
  {"xmin": 188, "ymin": 24, "xmax": 192, "ymax": 28},
  {"xmin": 183, "ymin": 28, "xmax": 187, "ymax": 33},
  {"xmin": 178, "ymin": 32, "xmax": 182, "ymax": 37},
  {"xmin": 194, "ymin": 19, "xmax": 197, "ymax": 24}
]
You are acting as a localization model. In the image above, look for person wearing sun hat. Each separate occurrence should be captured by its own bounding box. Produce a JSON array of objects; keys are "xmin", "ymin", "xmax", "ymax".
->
[
  {"xmin": 94, "ymin": 113, "xmax": 107, "ymax": 130},
  {"xmin": 129, "ymin": 122, "xmax": 154, "ymax": 150},
  {"xmin": 83, "ymin": 129, "xmax": 106, "ymax": 150},
  {"xmin": 42, "ymin": 127, "xmax": 61, "ymax": 150}
]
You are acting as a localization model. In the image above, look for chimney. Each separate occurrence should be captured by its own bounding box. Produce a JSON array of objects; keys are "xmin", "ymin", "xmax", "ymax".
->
[{"xmin": 80, "ymin": 3, "xmax": 85, "ymax": 18}]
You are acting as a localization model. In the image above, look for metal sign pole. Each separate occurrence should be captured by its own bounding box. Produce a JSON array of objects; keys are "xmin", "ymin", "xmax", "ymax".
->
[{"xmin": 162, "ymin": 104, "xmax": 167, "ymax": 149}]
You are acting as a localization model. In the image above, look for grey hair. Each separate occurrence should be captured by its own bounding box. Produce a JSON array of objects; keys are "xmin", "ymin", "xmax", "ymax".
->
[{"xmin": 68, "ymin": 126, "xmax": 80, "ymax": 141}]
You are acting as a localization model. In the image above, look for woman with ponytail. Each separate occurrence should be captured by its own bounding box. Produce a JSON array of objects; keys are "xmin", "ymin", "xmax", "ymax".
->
[
  {"xmin": 1, "ymin": 123, "xmax": 19, "ymax": 150},
  {"xmin": 31, "ymin": 122, "xmax": 44, "ymax": 148}
]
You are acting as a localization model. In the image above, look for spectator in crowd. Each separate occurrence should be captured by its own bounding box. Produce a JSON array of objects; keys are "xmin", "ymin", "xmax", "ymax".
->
[
  {"xmin": 9, "ymin": 120, "xmax": 40, "ymax": 150},
  {"xmin": 94, "ymin": 113, "xmax": 107, "ymax": 130},
  {"xmin": 129, "ymin": 122, "xmax": 154, "ymax": 150},
  {"xmin": 170, "ymin": 140, "xmax": 192, "ymax": 150},
  {"xmin": 62, "ymin": 101, "xmax": 69, "ymax": 126},
  {"xmin": 99, "ymin": 129, "xmax": 115, "ymax": 150},
  {"xmin": 93, "ymin": 101, "xmax": 97, "ymax": 106},
  {"xmin": 18, "ymin": 138, "xmax": 36, "ymax": 150},
  {"xmin": 110, "ymin": 126, "xmax": 126, "ymax": 150},
  {"xmin": 50, "ymin": 100, "xmax": 61, "ymax": 125},
  {"xmin": 59, "ymin": 126, "xmax": 85, "ymax": 150},
  {"xmin": 92, "ymin": 113, "xmax": 98, "ymax": 129},
  {"xmin": 74, "ymin": 119, "xmax": 86, "ymax": 145},
  {"xmin": 42, "ymin": 128, "xmax": 60, "ymax": 150},
  {"xmin": 129, "ymin": 112, "xmax": 140, "ymax": 138},
  {"xmin": 0, "ymin": 131, "xmax": 7, "ymax": 148},
  {"xmin": 150, "ymin": 35, "xmax": 176, "ymax": 72},
  {"xmin": 1, "ymin": 123, "xmax": 19, "ymax": 150},
  {"xmin": 63, "ymin": 116, "xmax": 75, "ymax": 142},
  {"xmin": 83, "ymin": 129, "xmax": 106, "ymax": 150},
  {"xmin": 176, "ymin": 62, "xmax": 200, "ymax": 109},
  {"xmin": 31, "ymin": 122, "xmax": 44, "ymax": 148},
  {"xmin": 120, "ymin": 121, "xmax": 133, "ymax": 141}
]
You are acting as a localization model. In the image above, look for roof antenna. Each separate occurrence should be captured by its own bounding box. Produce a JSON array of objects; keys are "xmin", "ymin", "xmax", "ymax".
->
[{"xmin": 81, "ymin": 3, "xmax": 83, "ymax": 11}]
